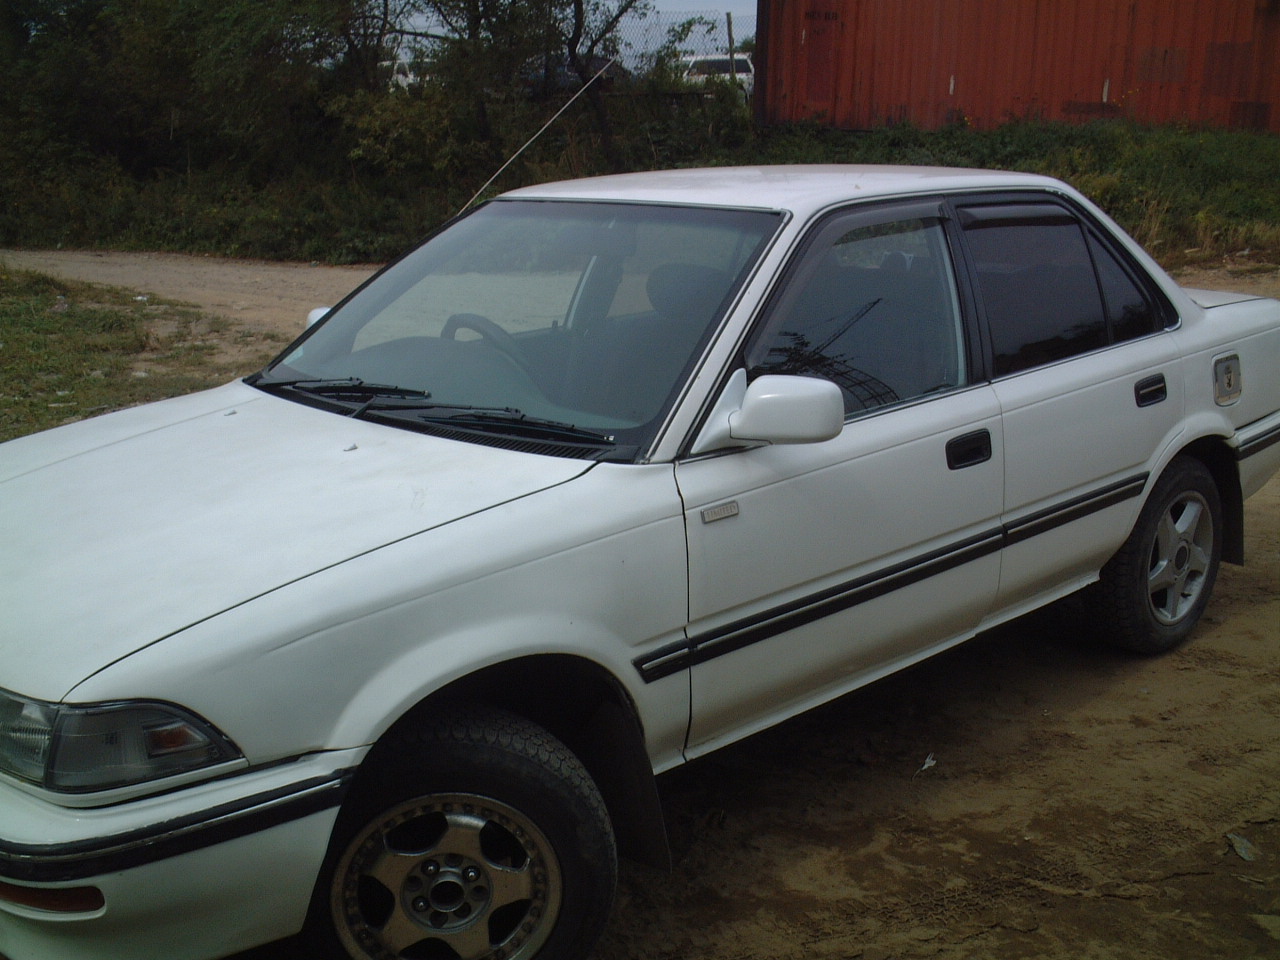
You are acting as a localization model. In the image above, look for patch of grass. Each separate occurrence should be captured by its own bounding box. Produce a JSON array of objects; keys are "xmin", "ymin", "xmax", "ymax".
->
[{"xmin": 0, "ymin": 268, "xmax": 248, "ymax": 441}]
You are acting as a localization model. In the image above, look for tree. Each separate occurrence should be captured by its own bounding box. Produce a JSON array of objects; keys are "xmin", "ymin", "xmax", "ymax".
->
[
  {"xmin": 406, "ymin": 0, "xmax": 647, "ymax": 167},
  {"xmin": 562, "ymin": 0, "xmax": 648, "ymax": 168}
]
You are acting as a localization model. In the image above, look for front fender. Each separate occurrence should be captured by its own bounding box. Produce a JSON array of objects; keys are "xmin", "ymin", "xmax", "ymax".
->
[{"xmin": 68, "ymin": 462, "xmax": 693, "ymax": 778}]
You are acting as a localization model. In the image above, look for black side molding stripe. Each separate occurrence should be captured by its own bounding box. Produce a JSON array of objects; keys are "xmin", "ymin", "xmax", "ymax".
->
[
  {"xmin": 0, "ymin": 769, "xmax": 354, "ymax": 883},
  {"xmin": 685, "ymin": 530, "xmax": 1003, "ymax": 670},
  {"xmin": 1237, "ymin": 417, "xmax": 1280, "ymax": 460},
  {"xmin": 634, "ymin": 529, "xmax": 1002, "ymax": 684},
  {"xmin": 1002, "ymin": 474, "xmax": 1148, "ymax": 547},
  {"xmin": 637, "ymin": 639, "xmax": 695, "ymax": 683},
  {"xmin": 634, "ymin": 472, "xmax": 1149, "ymax": 683}
]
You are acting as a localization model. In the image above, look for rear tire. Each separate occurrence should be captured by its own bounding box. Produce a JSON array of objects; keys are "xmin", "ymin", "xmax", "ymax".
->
[
  {"xmin": 310, "ymin": 706, "xmax": 617, "ymax": 960},
  {"xmin": 1095, "ymin": 457, "xmax": 1223, "ymax": 654}
]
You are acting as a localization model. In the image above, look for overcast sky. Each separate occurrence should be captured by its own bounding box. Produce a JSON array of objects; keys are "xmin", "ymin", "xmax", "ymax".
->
[{"xmin": 648, "ymin": 0, "xmax": 759, "ymax": 20}]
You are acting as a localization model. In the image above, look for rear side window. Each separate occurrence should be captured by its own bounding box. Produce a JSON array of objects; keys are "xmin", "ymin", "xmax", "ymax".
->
[
  {"xmin": 959, "ymin": 202, "xmax": 1163, "ymax": 376},
  {"xmin": 960, "ymin": 209, "xmax": 1106, "ymax": 376}
]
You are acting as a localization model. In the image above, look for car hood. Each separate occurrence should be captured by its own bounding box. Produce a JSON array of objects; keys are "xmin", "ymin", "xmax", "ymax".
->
[{"xmin": 0, "ymin": 381, "xmax": 591, "ymax": 700}]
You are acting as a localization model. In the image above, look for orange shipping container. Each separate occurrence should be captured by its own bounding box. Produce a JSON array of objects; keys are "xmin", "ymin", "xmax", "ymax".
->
[{"xmin": 756, "ymin": 0, "xmax": 1280, "ymax": 132}]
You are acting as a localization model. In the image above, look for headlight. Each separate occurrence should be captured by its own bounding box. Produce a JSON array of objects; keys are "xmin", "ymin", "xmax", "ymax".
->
[{"xmin": 0, "ymin": 688, "xmax": 241, "ymax": 793}]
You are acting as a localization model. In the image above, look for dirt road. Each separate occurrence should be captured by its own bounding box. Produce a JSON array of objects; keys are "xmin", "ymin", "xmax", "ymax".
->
[
  {"xmin": 3, "ymin": 249, "xmax": 1277, "ymax": 960},
  {"xmin": 0, "ymin": 248, "xmax": 378, "ymax": 339}
]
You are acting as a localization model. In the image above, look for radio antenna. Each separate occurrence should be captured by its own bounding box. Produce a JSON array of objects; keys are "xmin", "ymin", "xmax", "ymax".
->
[{"xmin": 459, "ymin": 57, "xmax": 618, "ymax": 215}]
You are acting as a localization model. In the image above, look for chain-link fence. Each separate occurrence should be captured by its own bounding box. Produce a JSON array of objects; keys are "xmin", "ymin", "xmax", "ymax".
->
[
  {"xmin": 613, "ymin": 9, "xmax": 757, "ymax": 71},
  {"xmin": 388, "ymin": 7, "xmax": 758, "ymax": 95}
]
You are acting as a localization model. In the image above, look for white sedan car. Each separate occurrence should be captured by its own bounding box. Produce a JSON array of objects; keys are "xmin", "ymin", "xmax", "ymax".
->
[{"xmin": 2, "ymin": 167, "xmax": 1279, "ymax": 960}]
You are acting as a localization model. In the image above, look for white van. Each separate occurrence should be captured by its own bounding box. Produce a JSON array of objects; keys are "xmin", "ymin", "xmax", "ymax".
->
[{"xmin": 682, "ymin": 53, "xmax": 754, "ymax": 95}]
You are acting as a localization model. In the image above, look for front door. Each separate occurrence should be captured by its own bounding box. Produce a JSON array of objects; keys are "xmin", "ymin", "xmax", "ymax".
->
[{"xmin": 675, "ymin": 203, "xmax": 1005, "ymax": 756}]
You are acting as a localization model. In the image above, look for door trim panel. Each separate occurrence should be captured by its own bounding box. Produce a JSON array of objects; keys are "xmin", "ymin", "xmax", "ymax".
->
[{"xmin": 634, "ymin": 470, "xmax": 1148, "ymax": 683}]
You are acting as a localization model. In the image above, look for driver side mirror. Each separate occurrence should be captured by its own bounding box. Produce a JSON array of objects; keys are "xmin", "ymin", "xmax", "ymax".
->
[{"xmin": 690, "ymin": 371, "xmax": 845, "ymax": 455}]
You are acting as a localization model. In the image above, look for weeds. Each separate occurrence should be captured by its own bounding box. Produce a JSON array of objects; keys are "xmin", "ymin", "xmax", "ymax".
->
[
  {"xmin": 0, "ymin": 269, "xmax": 260, "ymax": 441},
  {"xmin": 1, "ymin": 114, "xmax": 1276, "ymax": 267}
]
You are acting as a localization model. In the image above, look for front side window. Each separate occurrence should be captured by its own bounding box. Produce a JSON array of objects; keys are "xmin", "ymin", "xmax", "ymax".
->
[
  {"xmin": 255, "ymin": 200, "xmax": 781, "ymax": 459},
  {"xmin": 747, "ymin": 213, "xmax": 967, "ymax": 415}
]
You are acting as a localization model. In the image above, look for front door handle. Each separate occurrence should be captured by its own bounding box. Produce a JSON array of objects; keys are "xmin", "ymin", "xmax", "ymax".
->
[
  {"xmin": 1135, "ymin": 374, "xmax": 1167, "ymax": 407},
  {"xmin": 946, "ymin": 429, "xmax": 992, "ymax": 470}
]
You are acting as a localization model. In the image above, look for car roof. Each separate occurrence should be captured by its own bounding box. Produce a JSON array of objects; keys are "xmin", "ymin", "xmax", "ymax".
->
[{"xmin": 500, "ymin": 165, "xmax": 1069, "ymax": 219}]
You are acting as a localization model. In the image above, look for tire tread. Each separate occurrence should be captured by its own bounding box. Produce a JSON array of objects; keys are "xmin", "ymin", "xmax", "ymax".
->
[{"xmin": 1094, "ymin": 456, "xmax": 1222, "ymax": 654}]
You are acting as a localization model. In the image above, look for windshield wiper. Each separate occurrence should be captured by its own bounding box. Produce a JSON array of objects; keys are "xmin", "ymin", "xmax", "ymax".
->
[
  {"xmin": 413, "ymin": 408, "xmax": 616, "ymax": 446},
  {"xmin": 254, "ymin": 377, "xmax": 430, "ymax": 401},
  {"xmin": 254, "ymin": 378, "xmax": 615, "ymax": 447}
]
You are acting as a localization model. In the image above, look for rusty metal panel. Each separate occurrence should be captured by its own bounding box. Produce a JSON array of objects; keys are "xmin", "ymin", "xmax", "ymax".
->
[{"xmin": 760, "ymin": 0, "xmax": 1280, "ymax": 133}]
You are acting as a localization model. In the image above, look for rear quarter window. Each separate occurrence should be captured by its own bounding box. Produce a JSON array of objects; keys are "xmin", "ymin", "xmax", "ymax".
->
[{"xmin": 1088, "ymin": 232, "xmax": 1164, "ymax": 342}]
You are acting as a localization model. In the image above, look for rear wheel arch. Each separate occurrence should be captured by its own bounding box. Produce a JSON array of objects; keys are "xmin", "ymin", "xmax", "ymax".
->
[
  {"xmin": 1096, "ymin": 454, "xmax": 1224, "ymax": 653},
  {"xmin": 1174, "ymin": 437, "xmax": 1243, "ymax": 565}
]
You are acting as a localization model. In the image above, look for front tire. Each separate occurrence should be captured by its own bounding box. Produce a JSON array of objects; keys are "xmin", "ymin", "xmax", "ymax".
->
[
  {"xmin": 1095, "ymin": 457, "xmax": 1223, "ymax": 654},
  {"xmin": 313, "ymin": 706, "xmax": 617, "ymax": 960}
]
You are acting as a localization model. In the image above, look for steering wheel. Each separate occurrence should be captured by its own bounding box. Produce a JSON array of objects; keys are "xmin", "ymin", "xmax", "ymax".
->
[{"xmin": 440, "ymin": 313, "xmax": 531, "ymax": 375}]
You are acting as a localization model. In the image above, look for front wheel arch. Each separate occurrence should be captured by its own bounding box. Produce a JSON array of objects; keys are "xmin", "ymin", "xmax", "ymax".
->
[
  {"xmin": 309, "ymin": 705, "xmax": 618, "ymax": 960},
  {"xmin": 345, "ymin": 655, "xmax": 670, "ymax": 873},
  {"xmin": 421, "ymin": 655, "xmax": 672, "ymax": 871}
]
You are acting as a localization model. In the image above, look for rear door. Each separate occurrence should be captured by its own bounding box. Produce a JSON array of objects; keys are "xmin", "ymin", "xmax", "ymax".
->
[{"xmin": 952, "ymin": 197, "xmax": 1183, "ymax": 619}]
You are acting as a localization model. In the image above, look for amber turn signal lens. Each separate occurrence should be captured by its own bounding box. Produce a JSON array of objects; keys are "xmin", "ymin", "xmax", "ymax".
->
[{"xmin": 0, "ymin": 880, "xmax": 104, "ymax": 913}]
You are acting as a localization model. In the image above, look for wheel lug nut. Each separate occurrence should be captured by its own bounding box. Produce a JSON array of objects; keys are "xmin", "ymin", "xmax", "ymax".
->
[
  {"xmin": 463, "ymin": 867, "xmax": 480, "ymax": 883},
  {"xmin": 412, "ymin": 897, "xmax": 429, "ymax": 912},
  {"xmin": 423, "ymin": 860, "xmax": 439, "ymax": 877}
]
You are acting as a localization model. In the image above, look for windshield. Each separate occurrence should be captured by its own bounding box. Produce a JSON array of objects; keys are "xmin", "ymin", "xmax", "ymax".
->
[
  {"xmin": 255, "ymin": 199, "xmax": 781, "ymax": 459},
  {"xmin": 688, "ymin": 57, "xmax": 752, "ymax": 76}
]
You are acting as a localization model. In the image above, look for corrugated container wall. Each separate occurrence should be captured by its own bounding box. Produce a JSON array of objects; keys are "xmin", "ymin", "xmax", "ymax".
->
[{"xmin": 757, "ymin": 0, "xmax": 1280, "ymax": 132}]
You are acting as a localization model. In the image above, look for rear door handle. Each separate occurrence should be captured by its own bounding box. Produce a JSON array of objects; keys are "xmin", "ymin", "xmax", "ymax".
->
[
  {"xmin": 946, "ymin": 429, "xmax": 992, "ymax": 470},
  {"xmin": 1135, "ymin": 374, "xmax": 1167, "ymax": 407}
]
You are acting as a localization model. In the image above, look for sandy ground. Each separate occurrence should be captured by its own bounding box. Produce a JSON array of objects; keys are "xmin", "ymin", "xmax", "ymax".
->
[
  {"xmin": 0, "ymin": 248, "xmax": 379, "ymax": 346},
  {"xmin": 1, "ymin": 249, "xmax": 1277, "ymax": 960}
]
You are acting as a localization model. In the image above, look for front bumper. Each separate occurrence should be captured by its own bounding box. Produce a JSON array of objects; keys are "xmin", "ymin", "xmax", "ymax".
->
[{"xmin": 0, "ymin": 749, "xmax": 362, "ymax": 960}]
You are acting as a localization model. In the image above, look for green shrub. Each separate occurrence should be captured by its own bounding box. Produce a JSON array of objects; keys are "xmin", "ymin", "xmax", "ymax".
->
[{"xmin": 2, "ymin": 113, "xmax": 1277, "ymax": 266}]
